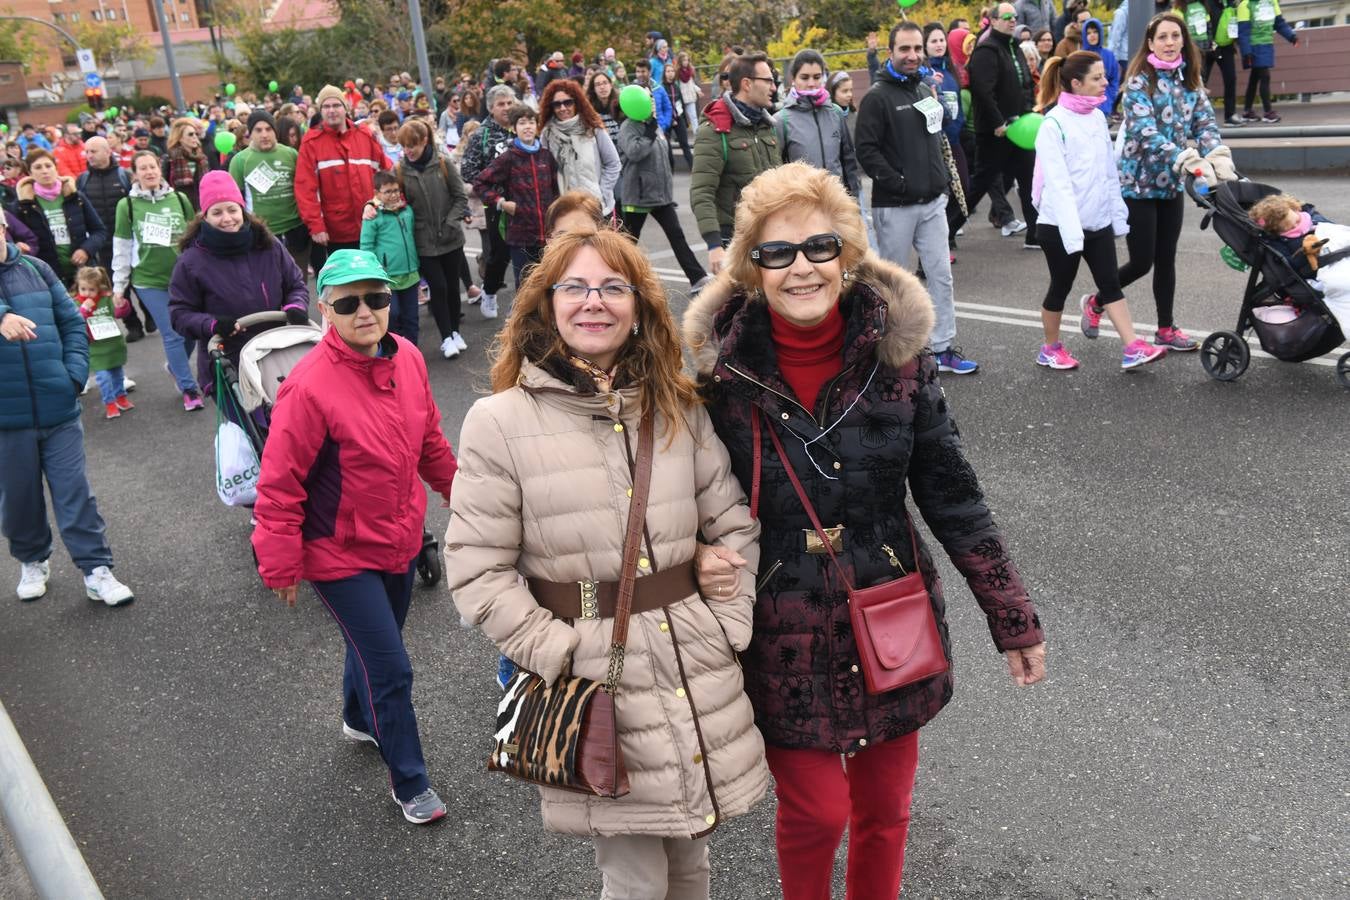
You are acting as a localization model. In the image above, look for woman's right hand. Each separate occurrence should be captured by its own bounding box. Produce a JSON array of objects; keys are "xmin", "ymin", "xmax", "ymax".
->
[
  {"xmin": 1006, "ymin": 642, "xmax": 1047, "ymax": 686},
  {"xmin": 273, "ymin": 584, "xmax": 298, "ymax": 607},
  {"xmin": 695, "ymin": 543, "xmax": 748, "ymax": 600}
]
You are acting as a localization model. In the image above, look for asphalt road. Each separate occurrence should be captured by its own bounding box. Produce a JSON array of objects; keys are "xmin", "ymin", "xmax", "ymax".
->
[{"xmin": 1, "ymin": 170, "xmax": 1346, "ymax": 900}]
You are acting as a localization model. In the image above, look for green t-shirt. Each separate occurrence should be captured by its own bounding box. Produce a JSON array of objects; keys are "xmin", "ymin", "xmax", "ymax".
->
[
  {"xmin": 36, "ymin": 196, "xmax": 72, "ymax": 276},
  {"xmin": 228, "ymin": 146, "xmax": 301, "ymax": 235},
  {"xmin": 114, "ymin": 191, "xmax": 191, "ymax": 289}
]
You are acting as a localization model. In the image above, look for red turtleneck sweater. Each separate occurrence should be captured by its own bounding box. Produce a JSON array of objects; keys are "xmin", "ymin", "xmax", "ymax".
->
[{"xmin": 769, "ymin": 304, "xmax": 846, "ymax": 413}]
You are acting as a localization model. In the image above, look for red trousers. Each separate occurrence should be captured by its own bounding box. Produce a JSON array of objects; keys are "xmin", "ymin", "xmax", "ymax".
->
[{"xmin": 765, "ymin": 731, "xmax": 920, "ymax": 900}]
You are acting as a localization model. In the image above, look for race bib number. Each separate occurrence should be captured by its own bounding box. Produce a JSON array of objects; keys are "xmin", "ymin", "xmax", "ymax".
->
[
  {"xmin": 1228, "ymin": 18, "xmax": 1239, "ymax": 38},
  {"xmin": 1187, "ymin": 5, "xmax": 1208, "ymax": 37},
  {"xmin": 245, "ymin": 164, "xmax": 279, "ymax": 196},
  {"xmin": 941, "ymin": 91, "xmax": 960, "ymax": 119},
  {"xmin": 1255, "ymin": 0, "xmax": 1274, "ymax": 22},
  {"xmin": 88, "ymin": 314, "xmax": 120, "ymax": 341},
  {"xmin": 50, "ymin": 220, "xmax": 69, "ymax": 245},
  {"xmin": 141, "ymin": 220, "xmax": 172, "ymax": 246},
  {"xmin": 914, "ymin": 95, "xmax": 944, "ymax": 134}
]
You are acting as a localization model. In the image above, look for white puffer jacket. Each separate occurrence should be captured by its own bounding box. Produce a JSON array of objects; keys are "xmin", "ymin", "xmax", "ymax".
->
[{"xmin": 445, "ymin": 361, "xmax": 768, "ymax": 838}]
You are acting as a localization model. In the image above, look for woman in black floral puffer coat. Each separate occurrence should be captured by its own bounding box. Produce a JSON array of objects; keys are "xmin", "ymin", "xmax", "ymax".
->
[{"xmin": 682, "ymin": 162, "xmax": 1046, "ymax": 900}]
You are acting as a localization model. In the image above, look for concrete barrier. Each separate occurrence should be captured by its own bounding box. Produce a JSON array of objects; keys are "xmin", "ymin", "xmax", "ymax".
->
[{"xmin": 0, "ymin": 700, "xmax": 103, "ymax": 900}]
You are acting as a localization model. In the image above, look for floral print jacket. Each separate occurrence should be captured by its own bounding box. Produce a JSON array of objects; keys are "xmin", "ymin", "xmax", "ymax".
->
[
  {"xmin": 682, "ymin": 254, "xmax": 1045, "ymax": 754},
  {"xmin": 1116, "ymin": 67, "xmax": 1222, "ymax": 200}
]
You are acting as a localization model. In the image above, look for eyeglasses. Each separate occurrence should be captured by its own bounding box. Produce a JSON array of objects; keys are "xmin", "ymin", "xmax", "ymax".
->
[
  {"xmin": 551, "ymin": 98, "xmax": 577, "ymax": 109},
  {"xmin": 998, "ymin": 12, "xmax": 1017, "ymax": 20},
  {"xmin": 748, "ymin": 76, "xmax": 776, "ymax": 85},
  {"xmin": 324, "ymin": 291, "xmax": 392, "ymax": 315},
  {"xmin": 550, "ymin": 283, "xmax": 637, "ymax": 302},
  {"xmin": 749, "ymin": 233, "xmax": 844, "ymax": 269}
]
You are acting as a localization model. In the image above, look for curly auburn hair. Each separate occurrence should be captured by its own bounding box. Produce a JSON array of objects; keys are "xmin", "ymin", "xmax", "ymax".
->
[
  {"xmin": 724, "ymin": 161, "xmax": 868, "ymax": 292},
  {"xmin": 538, "ymin": 79, "xmax": 603, "ymax": 132},
  {"xmin": 1248, "ymin": 194, "xmax": 1302, "ymax": 234},
  {"xmin": 488, "ymin": 228, "xmax": 698, "ymax": 442}
]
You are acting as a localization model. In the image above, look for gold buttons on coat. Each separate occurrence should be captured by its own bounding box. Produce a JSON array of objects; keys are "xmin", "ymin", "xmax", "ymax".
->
[
  {"xmin": 675, "ymin": 687, "xmax": 686, "ymax": 699},
  {"xmin": 659, "ymin": 622, "xmax": 669, "ymax": 632},
  {"xmin": 705, "ymin": 813, "xmax": 716, "ymax": 826},
  {"xmin": 613, "ymin": 422, "xmax": 624, "ymax": 432},
  {"xmin": 638, "ymin": 557, "xmax": 650, "ymax": 569},
  {"xmin": 626, "ymin": 488, "xmax": 633, "ymax": 497},
  {"xmin": 693, "ymin": 753, "xmax": 703, "ymax": 764}
]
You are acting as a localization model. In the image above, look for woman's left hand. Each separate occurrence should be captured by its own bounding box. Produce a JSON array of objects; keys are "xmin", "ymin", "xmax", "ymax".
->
[
  {"xmin": 695, "ymin": 543, "xmax": 748, "ymax": 600},
  {"xmin": 1006, "ymin": 642, "xmax": 1047, "ymax": 686},
  {"xmin": 71, "ymin": 249, "xmax": 89, "ymax": 266}
]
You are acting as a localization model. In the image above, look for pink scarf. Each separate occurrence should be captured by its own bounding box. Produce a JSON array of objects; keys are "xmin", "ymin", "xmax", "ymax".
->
[
  {"xmin": 1148, "ymin": 52, "xmax": 1184, "ymax": 71},
  {"xmin": 1281, "ymin": 211, "xmax": 1314, "ymax": 239},
  {"xmin": 32, "ymin": 178, "xmax": 62, "ymax": 201},
  {"xmin": 788, "ymin": 87, "xmax": 831, "ymax": 108},
  {"xmin": 1058, "ymin": 91, "xmax": 1103, "ymax": 114}
]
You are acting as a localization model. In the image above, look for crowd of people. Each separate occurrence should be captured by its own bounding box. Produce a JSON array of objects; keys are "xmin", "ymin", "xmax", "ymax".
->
[{"xmin": 3, "ymin": 0, "xmax": 1323, "ymax": 895}]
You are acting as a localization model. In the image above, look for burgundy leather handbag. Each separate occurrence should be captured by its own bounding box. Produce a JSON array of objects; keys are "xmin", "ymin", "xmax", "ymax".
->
[{"xmin": 756, "ymin": 410, "xmax": 948, "ymax": 695}]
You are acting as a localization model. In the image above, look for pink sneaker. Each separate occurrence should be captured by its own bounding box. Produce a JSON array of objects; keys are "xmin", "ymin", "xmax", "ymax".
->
[
  {"xmin": 1079, "ymin": 294, "xmax": 1102, "ymax": 339},
  {"xmin": 1153, "ymin": 326, "xmax": 1198, "ymax": 351},
  {"xmin": 182, "ymin": 390, "xmax": 205, "ymax": 411},
  {"xmin": 1122, "ymin": 339, "xmax": 1167, "ymax": 369},
  {"xmin": 1036, "ymin": 342, "xmax": 1080, "ymax": 370}
]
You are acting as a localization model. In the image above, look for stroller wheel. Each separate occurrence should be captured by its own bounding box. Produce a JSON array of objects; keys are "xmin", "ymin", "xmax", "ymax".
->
[
  {"xmin": 1200, "ymin": 331, "xmax": 1250, "ymax": 382},
  {"xmin": 417, "ymin": 532, "xmax": 443, "ymax": 587},
  {"xmin": 1338, "ymin": 352, "xmax": 1350, "ymax": 389}
]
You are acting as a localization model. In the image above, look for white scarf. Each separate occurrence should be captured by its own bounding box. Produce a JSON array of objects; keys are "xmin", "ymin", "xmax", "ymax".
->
[{"xmin": 544, "ymin": 115, "xmax": 600, "ymax": 201}]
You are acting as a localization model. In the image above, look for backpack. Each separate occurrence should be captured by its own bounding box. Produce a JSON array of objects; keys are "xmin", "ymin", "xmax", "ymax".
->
[{"xmin": 76, "ymin": 167, "xmax": 132, "ymax": 196}]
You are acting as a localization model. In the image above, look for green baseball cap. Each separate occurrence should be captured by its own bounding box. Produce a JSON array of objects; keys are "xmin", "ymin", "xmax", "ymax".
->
[{"xmin": 316, "ymin": 249, "xmax": 393, "ymax": 292}]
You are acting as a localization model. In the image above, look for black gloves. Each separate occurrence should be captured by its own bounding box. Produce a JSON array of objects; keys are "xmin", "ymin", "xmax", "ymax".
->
[
  {"xmin": 644, "ymin": 118, "xmax": 659, "ymax": 137},
  {"xmin": 285, "ymin": 306, "xmax": 310, "ymax": 326},
  {"xmin": 212, "ymin": 317, "xmax": 236, "ymax": 337}
]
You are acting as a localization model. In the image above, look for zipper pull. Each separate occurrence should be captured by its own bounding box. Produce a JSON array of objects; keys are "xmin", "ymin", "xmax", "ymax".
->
[{"xmin": 881, "ymin": 543, "xmax": 906, "ymax": 572}]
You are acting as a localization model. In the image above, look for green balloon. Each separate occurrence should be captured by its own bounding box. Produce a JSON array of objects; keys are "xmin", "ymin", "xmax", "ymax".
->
[
  {"xmin": 225, "ymin": 82, "xmax": 237, "ymax": 96},
  {"xmin": 214, "ymin": 131, "xmax": 237, "ymax": 155},
  {"xmin": 618, "ymin": 84, "xmax": 653, "ymax": 122},
  {"xmin": 268, "ymin": 80, "xmax": 279, "ymax": 93},
  {"xmin": 0, "ymin": 124, "xmax": 8, "ymax": 133},
  {"xmin": 1006, "ymin": 112, "xmax": 1044, "ymax": 150},
  {"xmin": 898, "ymin": 0, "xmax": 920, "ymax": 6}
]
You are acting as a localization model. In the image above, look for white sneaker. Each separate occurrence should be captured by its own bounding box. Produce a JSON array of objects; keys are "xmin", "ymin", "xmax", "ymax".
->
[
  {"xmin": 480, "ymin": 294, "xmax": 498, "ymax": 319},
  {"xmin": 17, "ymin": 560, "xmax": 49, "ymax": 601},
  {"xmin": 82, "ymin": 378, "xmax": 92, "ymax": 396},
  {"xmin": 439, "ymin": 336, "xmax": 460, "ymax": 359},
  {"xmin": 342, "ymin": 720, "xmax": 378, "ymax": 745},
  {"xmin": 465, "ymin": 285, "xmax": 482, "ymax": 304},
  {"xmin": 84, "ymin": 566, "xmax": 134, "ymax": 607},
  {"xmin": 450, "ymin": 331, "xmax": 467, "ymax": 352},
  {"xmin": 956, "ymin": 226, "xmax": 966, "ymax": 237},
  {"xmin": 123, "ymin": 377, "xmax": 136, "ymax": 393},
  {"xmin": 1000, "ymin": 219, "xmax": 1027, "ymax": 237}
]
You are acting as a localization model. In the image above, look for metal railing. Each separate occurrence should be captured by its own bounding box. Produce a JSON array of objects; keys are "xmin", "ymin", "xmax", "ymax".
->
[{"xmin": 0, "ymin": 699, "xmax": 104, "ymax": 899}]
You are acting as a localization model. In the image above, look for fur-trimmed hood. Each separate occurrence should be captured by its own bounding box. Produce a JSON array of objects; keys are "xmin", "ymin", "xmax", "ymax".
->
[{"xmin": 681, "ymin": 250, "xmax": 935, "ymax": 379}]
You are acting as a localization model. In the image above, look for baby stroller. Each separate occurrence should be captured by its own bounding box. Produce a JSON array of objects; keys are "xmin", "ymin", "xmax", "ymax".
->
[
  {"xmin": 209, "ymin": 310, "xmax": 443, "ymax": 587},
  {"xmin": 1185, "ymin": 175, "xmax": 1350, "ymax": 388}
]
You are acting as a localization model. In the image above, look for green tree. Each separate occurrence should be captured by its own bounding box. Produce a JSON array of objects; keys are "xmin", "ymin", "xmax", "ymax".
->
[
  {"xmin": 0, "ymin": 17, "xmax": 46, "ymax": 72},
  {"xmin": 73, "ymin": 21, "xmax": 152, "ymax": 69}
]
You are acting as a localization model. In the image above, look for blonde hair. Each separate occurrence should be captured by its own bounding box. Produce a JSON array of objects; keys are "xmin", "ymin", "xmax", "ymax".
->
[
  {"xmin": 488, "ymin": 228, "xmax": 698, "ymax": 441},
  {"xmin": 1248, "ymin": 194, "xmax": 1302, "ymax": 234},
  {"xmin": 725, "ymin": 161, "xmax": 868, "ymax": 291},
  {"xmin": 74, "ymin": 265, "xmax": 112, "ymax": 294},
  {"xmin": 167, "ymin": 118, "xmax": 202, "ymax": 152}
]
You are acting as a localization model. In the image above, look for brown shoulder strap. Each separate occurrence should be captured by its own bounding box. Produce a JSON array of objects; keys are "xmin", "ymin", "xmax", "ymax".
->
[{"xmin": 604, "ymin": 411, "xmax": 654, "ymax": 691}]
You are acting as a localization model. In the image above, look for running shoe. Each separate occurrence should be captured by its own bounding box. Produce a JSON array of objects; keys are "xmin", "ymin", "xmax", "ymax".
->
[
  {"xmin": 1223, "ymin": 116, "xmax": 1246, "ymax": 128},
  {"xmin": 466, "ymin": 284, "xmax": 482, "ymax": 304},
  {"xmin": 690, "ymin": 274, "xmax": 714, "ymax": 295},
  {"xmin": 480, "ymin": 294, "xmax": 498, "ymax": 319},
  {"xmin": 450, "ymin": 331, "xmax": 468, "ymax": 352},
  {"xmin": 17, "ymin": 560, "xmax": 49, "ymax": 601},
  {"xmin": 115, "ymin": 395, "xmax": 134, "ymax": 411},
  {"xmin": 84, "ymin": 566, "xmax": 134, "ymax": 607},
  {"xmin": 393, "ymin": 788, "xmax": 447, "ymax": 825},
  {"xmin": 105, "ymin": 402, "xmax": 122, "ymax": 419},
  {"xmin": 440, "ymin": 336, "xmax": 460, "ymax": 359},
  {"xmin": 123, "ymin": 377, "xmax": 136, "ymax": 393},
  {"xmin": 1261, "ymin": 111, "xmax": 1281, "ymax": 123},
  {"xmin": 182, "ymin": 390, "xmax": 205, "ymax": 411},
  {"xmin": 342, "ymin": 721, "xmax": 378, "ymax": 746},
  {"xmin": 1000, "ymin": 218, "xmax": 1027, "ymax": 237},
  {"xmin": 1036, "ymin": 342, "xmax": 1079, "ymax": 370},
  {"xmin": 936, "ymin": 347, "xmax": 979, "ymax": 375},
  {"xmin": 1079, "ymin": 293, "xmax": 1102, "ymax": 339},
  {"xmin": 1241, "ymin": 110, "xmax": 1259, "ymax": 122},
  {"xmin": 1023, "ymin": 238, "xmax": 1042, "ymax": 250},
  {"xmin": 1154, "ymin": 326, "xmax": 1198, "ymax": 351},
  {"xmin": 1122, "ymin": 338, "xmax": 1168, "ymax": 369}
]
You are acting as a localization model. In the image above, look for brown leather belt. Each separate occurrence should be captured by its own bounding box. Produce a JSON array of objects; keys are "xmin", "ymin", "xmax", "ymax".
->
[{"xmin": 529, "ymin": 559, "xmax": 699, "ymax": 620}]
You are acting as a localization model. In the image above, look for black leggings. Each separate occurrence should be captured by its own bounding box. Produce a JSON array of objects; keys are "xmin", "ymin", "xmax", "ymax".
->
[
  {"xmin": 482, "ymin": 210, "xmax": 512, "ymax": 295},
  {"xmin": 1204, "ymin": 48, "xmax": 1238, "ymax": 119},
  {"xmin": 420, "ymin": 250, "xmax": 465, "ymax": 339},
  {"xmin": 1244, "ymin": 66, "xmax": 1272, "ymax": 115},
  {"xmin": 1117, "ymin": 195, "xmax": 1185, "ymax": 328},
  {"xmin": 967, "ymin": 132, "xmax": 1035, "ymax": 233},
  {"xmin": 620, "ymin": 204, "xmax": 707, "ymax": 285},
  {"xmin": 1037, "ymin": 224, "xmax": 1125, "ymax": 312}
]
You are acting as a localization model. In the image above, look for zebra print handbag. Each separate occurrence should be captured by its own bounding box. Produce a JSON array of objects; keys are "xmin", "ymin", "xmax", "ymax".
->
[{"xmin": 487, "ymin": 413, "xmax": 654, "ymax": 798}]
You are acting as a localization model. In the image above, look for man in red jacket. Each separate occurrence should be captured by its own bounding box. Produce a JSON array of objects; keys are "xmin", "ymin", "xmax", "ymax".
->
[
  {"xmin": 293, "ymin": 85, "xmax": 391, "ymax": 273},
  {"xmin": 52, "ymin": 124, "xmax": 88, "ymax": 178},
  {"xmin": 252, "ymin": 249, "xmax": 456, "ymax": 826}
]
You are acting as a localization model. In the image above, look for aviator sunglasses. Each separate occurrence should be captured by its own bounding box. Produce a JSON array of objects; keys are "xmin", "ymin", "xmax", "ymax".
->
[
  {"xmin": 749, "ymin": 233, "xmax": 844, "ymax": 269},
  {"xmin": 325, "ymin": 291, "xmax": 392, "ymax": 315}
]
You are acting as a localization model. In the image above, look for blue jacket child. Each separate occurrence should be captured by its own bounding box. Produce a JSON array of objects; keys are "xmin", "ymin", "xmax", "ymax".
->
[{"xmin": 1082, "ymin": 18, "xmax": 1120, "ymax": 112}]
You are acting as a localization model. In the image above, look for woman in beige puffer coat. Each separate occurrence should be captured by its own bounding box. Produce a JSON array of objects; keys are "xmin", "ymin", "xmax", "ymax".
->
[{"xmin": 445, "ymin": 228, "xmax": 768, "ymax": 900}]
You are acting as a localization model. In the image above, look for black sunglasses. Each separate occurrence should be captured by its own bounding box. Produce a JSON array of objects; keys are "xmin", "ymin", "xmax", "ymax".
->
[
  {"xmin": 749, "ymin": 233, "xmax": 844, "ymax": 269},
  {"xmin": 326, "ymin": 291, "xmax": 392, "ymax": 315},
  {"xmin": 551, "ymin": 98, "xmax": 577, "ymax": 109}
]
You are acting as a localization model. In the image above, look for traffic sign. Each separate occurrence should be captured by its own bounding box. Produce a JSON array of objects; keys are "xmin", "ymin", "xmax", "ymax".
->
[
  {"xmin": 84, "ymin": 72, "xmax": 102, "ymax": 89},
  {"xmin": 76, "ymin": 48, "xmax": 97, "ymax": 74}
]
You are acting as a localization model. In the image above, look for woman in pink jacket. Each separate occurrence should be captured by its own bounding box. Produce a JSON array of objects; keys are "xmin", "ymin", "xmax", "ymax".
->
[{"xmin": 252, "ymin": 249, "xmax": 458, "ymax": 826}]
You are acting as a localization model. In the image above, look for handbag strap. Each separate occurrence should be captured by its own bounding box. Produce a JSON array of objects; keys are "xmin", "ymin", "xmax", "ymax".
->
[
  {"xmin": 756, "ymin": 407, "xmax": 921, "ymax": 594},
  {"xmin": 605, "ymin": 410, "xmax": 655, "ymax": 692}
]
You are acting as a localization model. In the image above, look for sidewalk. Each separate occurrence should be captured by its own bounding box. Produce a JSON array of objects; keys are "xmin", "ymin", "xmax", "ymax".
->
[{"xmin": 1220, "ymin": 94, "xmax": 1350, "ymax": 171}]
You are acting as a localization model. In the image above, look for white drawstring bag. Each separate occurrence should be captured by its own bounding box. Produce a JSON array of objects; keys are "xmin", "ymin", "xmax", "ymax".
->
[{"xmin": 215, "ymin": 419, "xmax": 261, "ymax": 507}]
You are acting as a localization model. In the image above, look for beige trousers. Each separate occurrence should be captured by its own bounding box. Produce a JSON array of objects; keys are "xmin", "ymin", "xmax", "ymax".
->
[{"xmin": 593, "ymin": 834, "xmax": 711, "ymax": 900}]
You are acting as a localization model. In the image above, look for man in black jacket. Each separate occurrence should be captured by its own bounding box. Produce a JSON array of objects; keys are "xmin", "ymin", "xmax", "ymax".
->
[
  {"xmin": 856, "ymin": 21, "xmax": 977, "ymax": 375},
  {"xmin": 967, "ymin": 3, "xmax": 1041, "ymax": 249},
  {"xmin": 77, "ymin": 137, "xmax": 150, "ymax": 341}
]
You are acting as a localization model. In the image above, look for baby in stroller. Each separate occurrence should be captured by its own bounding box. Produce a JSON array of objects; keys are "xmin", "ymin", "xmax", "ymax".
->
[{"xmin": 1248, "ymin": 193, "xmax": 1350, "ymax": 335}]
